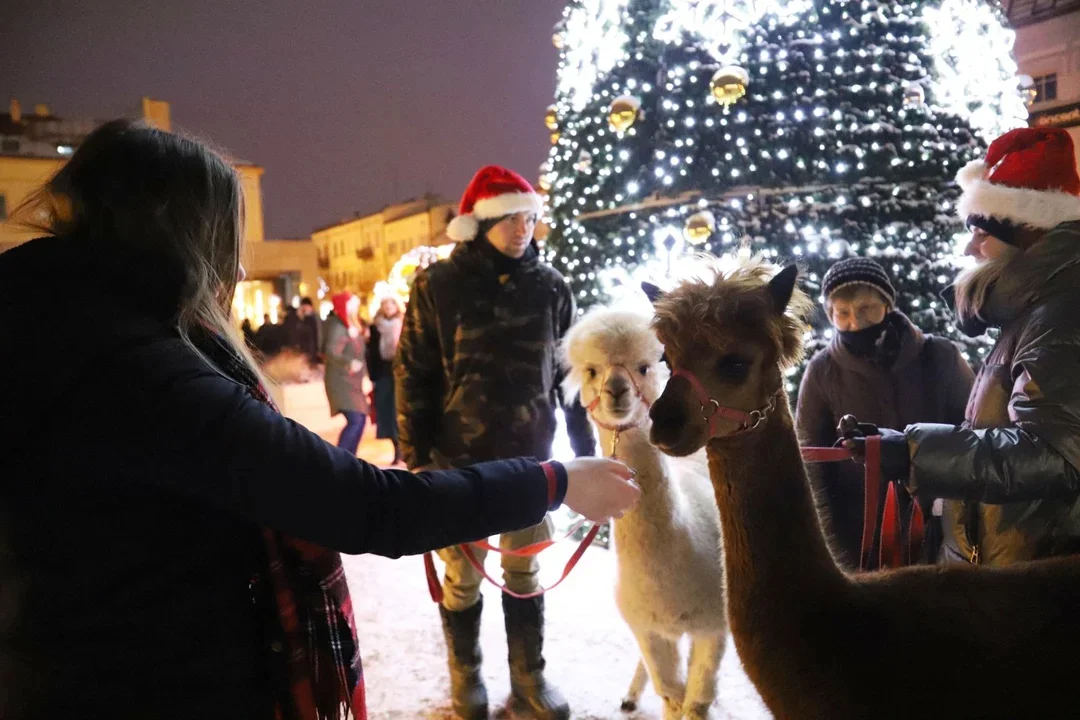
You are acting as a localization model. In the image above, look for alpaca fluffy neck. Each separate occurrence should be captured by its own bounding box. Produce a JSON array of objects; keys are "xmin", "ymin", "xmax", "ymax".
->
[
  {"xmin": 596, "ymin": 423, "xmax": 677, "ymax": 525},
  {"xmin": 706, "ymin": 398, "xmax": 846, "ymax": 665}
]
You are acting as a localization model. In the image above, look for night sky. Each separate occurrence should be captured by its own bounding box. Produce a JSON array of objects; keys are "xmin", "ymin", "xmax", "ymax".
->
[{"xmin": 2, "ymin": 0, "xmax": 565, "ymax": 238}]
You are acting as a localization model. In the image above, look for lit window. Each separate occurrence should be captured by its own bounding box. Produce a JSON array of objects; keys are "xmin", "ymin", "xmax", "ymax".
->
[{"xmin": 1032, "ymin": 73, "xmax": 1058, "ymax": 104}]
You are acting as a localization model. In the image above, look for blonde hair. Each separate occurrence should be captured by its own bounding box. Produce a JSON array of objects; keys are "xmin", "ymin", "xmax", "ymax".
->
[
  {"xmin": 14, "ymin": 119, "xmax": 267, "ymax": 388},
  {"xmin": 953, "ymin": 245, "xmax": 1021, "ymax": 324}
]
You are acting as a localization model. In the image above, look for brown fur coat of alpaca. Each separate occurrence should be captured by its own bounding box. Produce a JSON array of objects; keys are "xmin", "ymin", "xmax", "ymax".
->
[{"xmin": 646, "ymin": 257, "xmax": 1080, "ymax": 720}]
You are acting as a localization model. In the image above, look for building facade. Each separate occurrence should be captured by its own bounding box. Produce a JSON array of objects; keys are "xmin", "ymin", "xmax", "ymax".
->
[
  {"xmin": 0, "ymin": 97, "xmax": 319, "ymax": 327},
  {"xmin": 1008, "ymin": 0, "xmax": 1080, "ymax": 167},
  {"xmin": 312, "ymin": 194, "xmax": 455, "ymax": 307}
]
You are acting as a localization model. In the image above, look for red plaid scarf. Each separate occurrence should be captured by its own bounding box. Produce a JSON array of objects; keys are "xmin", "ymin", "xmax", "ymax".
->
[{"xmin": 204, "ymin": 334, "xmax": 366, "ymax": 720}]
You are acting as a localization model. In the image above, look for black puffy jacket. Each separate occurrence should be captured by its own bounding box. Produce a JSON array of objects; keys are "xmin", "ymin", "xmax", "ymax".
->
[{"xmin": 905, "ymin": 222, "xmax": 1080, "ymax": 566}]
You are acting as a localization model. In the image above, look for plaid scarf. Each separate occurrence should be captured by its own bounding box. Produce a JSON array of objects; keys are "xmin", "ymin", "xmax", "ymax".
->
[{"xmin": 201, "ymin": 332, "xmax": 366, "ymax": 720}]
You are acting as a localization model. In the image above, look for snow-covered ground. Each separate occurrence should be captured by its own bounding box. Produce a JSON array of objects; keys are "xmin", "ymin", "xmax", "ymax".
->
[
  {"xmin": 316, "ymin": 405, "xmax": 771, "ymax": 718},
  {"xmin": 343, "ymin": 542, "xmax": 771, "ymax": 720}
]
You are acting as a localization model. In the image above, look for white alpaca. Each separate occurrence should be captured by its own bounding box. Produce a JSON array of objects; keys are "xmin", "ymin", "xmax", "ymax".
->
[{"xmin": 562, "ymin": 307, "xmax": 728, "ymax": 720}]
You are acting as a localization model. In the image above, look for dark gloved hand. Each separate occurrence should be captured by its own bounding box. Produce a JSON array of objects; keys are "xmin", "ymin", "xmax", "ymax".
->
[{"xmin": 836, "ymin": 415, "xmax": 912, "ymax": 486}]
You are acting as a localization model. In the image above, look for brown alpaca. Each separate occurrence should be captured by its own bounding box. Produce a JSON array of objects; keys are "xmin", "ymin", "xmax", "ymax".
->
[{"xmin": 645, "ymin": 255, "xmax": 1080, "ymax": 720}]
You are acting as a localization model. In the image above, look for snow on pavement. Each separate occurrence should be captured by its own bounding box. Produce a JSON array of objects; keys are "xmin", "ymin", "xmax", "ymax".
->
[{"xmin": 343, "ymin": 536, "xmax": 771, "ymax": 719}]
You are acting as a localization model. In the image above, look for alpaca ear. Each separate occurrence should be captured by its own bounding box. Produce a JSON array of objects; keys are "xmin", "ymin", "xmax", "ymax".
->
[
  {"xmin": 768, "ymin": 265, "xmax": 798, "ymax": 313},
  {"xmin": 641, "ymin": 281, "xmax": 665, "ymax": 304}
]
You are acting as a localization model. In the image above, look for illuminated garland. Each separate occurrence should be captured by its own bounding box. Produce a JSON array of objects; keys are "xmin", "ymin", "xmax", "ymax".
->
[{"xmin": 544, "ymin": 0, "xmax": 1025, "ymax": 392}]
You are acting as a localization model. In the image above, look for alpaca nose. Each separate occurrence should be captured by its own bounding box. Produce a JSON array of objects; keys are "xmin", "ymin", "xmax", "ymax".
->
[
  {"xmin": 649, "ymin": 395, "xmax": 688, "ymax": 444},
  {"xmin": 606, "ymin": 384, "xmax": 630, "ymax": 401}
]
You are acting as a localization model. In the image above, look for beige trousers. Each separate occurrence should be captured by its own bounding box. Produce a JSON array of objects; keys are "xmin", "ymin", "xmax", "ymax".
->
[{"xmin": 437, "ymin": 515, "xmax": 555, "ymax": 612}]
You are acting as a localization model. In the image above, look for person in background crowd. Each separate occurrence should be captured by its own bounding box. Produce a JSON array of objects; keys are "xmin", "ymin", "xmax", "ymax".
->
[
  {"xmin": 366, "ymin": 290, "xmax": 405, "ymax": 466},
  {"xmin": 323, "ymin": 291, "xmax": 369, "ymax": 456},
  {"xmin": 241, "ymin": 318, "xmax": 256, "ymax": 348},
  {"xmin": 299, "ymin": 297, "xmax": 321, "ymax": 364},
  {"xmin": 397, "ymin": 165, "xmax": 596, "ymax": 720},
  {"xmin": 844, "ymin": 126, "xmax": 1080, "ymax": 567},
  {"xmin": 0, "ymin": 120, "xmax": 640, "ymax": 719},
  {"xmin": 281, "ymin": 305, "xmax": 315, "ymax": 361},
  {"xmin": 254, "ymin": 312, "xmax": 283, "ymax": 357},
  {"xmin": 796, "ymin": 256, "xmax": 973, "ymax": 568}
]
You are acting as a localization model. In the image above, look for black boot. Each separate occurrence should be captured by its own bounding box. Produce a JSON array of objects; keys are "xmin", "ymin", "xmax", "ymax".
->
[
  {"xmin": 502, "ymin": 595, "xmax": 569, "ymax": 720},
  {"xmin": 439, "ymin": 597, "xmax": 489, "ymax": 720}
]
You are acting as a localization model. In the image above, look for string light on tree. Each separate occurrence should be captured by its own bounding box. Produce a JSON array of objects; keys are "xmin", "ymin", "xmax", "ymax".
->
[
  {"xmin": 574, "ymin": 150, "xmax": 594, "ymax": 174},
  {"xmin": 546, "ymin": 0, "xmax": 1023, "ymax": 391}
]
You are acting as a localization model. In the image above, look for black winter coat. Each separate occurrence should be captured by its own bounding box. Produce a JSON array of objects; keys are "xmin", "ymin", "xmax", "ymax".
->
[
  {"xmin": 0, "ymin": 236, "xmax": 564, "ymax": 718},
  {"xmin": 906, "ymin": 222, "xmax": 1080, "ymax": 566},
  {"xmin": 395, "ymin": 241, "xmax": 595, "ymax": 469}
]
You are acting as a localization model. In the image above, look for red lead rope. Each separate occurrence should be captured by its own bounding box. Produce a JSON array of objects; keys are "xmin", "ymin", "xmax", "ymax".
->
[
  {"xmin": 424, "ymin": 524, "xmax": 601, "ymax": 603},
  {"xmin": 799, "ymin": 441, "xmax": 880, "ymax": 570},
  {"xmin": 800, "ymin": 437, "xmax": 921, "ymax": 570},
  {"xmin": 425, "ymin": 436, "xmax": 904, "ymax": 602}
]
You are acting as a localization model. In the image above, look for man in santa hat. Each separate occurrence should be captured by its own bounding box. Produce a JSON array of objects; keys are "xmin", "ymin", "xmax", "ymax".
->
[
  {"xmin": 396, "ymin": 165, "xmax": 595, "ymax": 719},
  {"xmin": 846, "ymin": 126, "xmax": 1080, "ymax": 567}
]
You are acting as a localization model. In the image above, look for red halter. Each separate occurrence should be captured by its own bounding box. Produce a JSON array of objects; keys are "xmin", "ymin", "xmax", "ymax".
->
[{"xmin": 670, "ymin": 368, "xmax": 777, "ymax": 438}]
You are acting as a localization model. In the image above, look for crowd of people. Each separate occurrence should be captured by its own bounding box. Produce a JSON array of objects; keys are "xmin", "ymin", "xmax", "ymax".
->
[{"xmin": 1, "ymin": 115, "xmax": 1080, "ymax": 720}]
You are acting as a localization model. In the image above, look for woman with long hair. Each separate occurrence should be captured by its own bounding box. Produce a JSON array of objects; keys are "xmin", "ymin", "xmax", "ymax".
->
[{"xmin": 0, "ymin": 120, "xmax": 638, "ymax": 719}]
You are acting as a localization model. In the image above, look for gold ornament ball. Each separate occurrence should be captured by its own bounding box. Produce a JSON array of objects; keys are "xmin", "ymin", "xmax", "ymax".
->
[
  {"xmin": 553, "ymin": 32, "xmax": 565, "ymax": 50},
  {"xmin": 544, "ymin": 105, "xmax": 559, "ymax": 131},
  {"xmin": 684, "ymin": 211, "xmax": 716, "ymax": 246},
  {"xmin": 710, "ymin": 66, "xmax": 750, "ymax": 107},
  {"xmin": 550, "ymin": 131, "xmax": 561, "ymax": 145},
  {"xmin": 608, "ymin": 95, "xmax": 641, "ymax": 133}
]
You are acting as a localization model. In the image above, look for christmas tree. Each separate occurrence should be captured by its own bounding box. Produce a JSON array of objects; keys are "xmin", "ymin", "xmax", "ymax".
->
[{"xmin": 542, "ymin": 0, "xmax": 1027, "ymax": 394}]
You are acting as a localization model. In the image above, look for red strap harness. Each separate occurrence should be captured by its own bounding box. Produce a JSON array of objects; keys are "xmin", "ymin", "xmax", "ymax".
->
[{"xmin": 671, "ymin": 366, "xmax": 922, "ymax": 571}]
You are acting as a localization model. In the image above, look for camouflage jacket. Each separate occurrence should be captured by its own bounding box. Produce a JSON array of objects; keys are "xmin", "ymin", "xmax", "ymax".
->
[{"xmin": 394, "ymin": 241, "xmax": 595, "ymax": 469}]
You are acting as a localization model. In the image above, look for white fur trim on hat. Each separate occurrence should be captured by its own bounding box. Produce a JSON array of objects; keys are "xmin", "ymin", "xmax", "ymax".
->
[
  {"xmin": 472, "ymin": 191, "xmax": 544, "ymax": 221},
  {"xmin": 957, "ymin": 159, "xmax": 1080, "ymax": 230},
  {"xmin": 446, "ymin": 214, "xmax": 479, "ymax": 242}
]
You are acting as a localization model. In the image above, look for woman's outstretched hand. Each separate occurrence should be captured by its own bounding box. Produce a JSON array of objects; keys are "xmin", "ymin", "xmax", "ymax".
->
[{"xmin": 562, "ymin": 457, "xmax": 641, "ymax": 522}]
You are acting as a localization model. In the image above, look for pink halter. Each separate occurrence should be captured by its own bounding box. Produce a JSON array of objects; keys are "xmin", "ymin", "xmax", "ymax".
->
[{"xmin": 670, "ymin": 368, "xmax": 776, "ymax": 438}]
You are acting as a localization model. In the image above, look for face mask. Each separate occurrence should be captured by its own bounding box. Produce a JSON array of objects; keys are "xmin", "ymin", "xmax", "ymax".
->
[
  {"xmin": 838, "ymin": 322, "xmax": 886, "ymax": 358},
  {"xmin": 838, "ymin": 312, "xmax": 906, "ymax": 367}
]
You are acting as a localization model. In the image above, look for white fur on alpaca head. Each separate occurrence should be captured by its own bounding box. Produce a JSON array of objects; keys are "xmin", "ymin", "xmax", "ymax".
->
[{"xmin": 560, "ymin": 307, "xmax": 668, "ymax": 427}]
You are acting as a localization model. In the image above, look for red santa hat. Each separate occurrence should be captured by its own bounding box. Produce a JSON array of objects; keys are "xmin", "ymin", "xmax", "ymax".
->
[
  {"xmin": 957, "ymin": 127, "xmax": 1080, "ymax": 230},
  {"xmin": 445, "ymin": 165, "xmax": 544, "ymax": 242}
]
